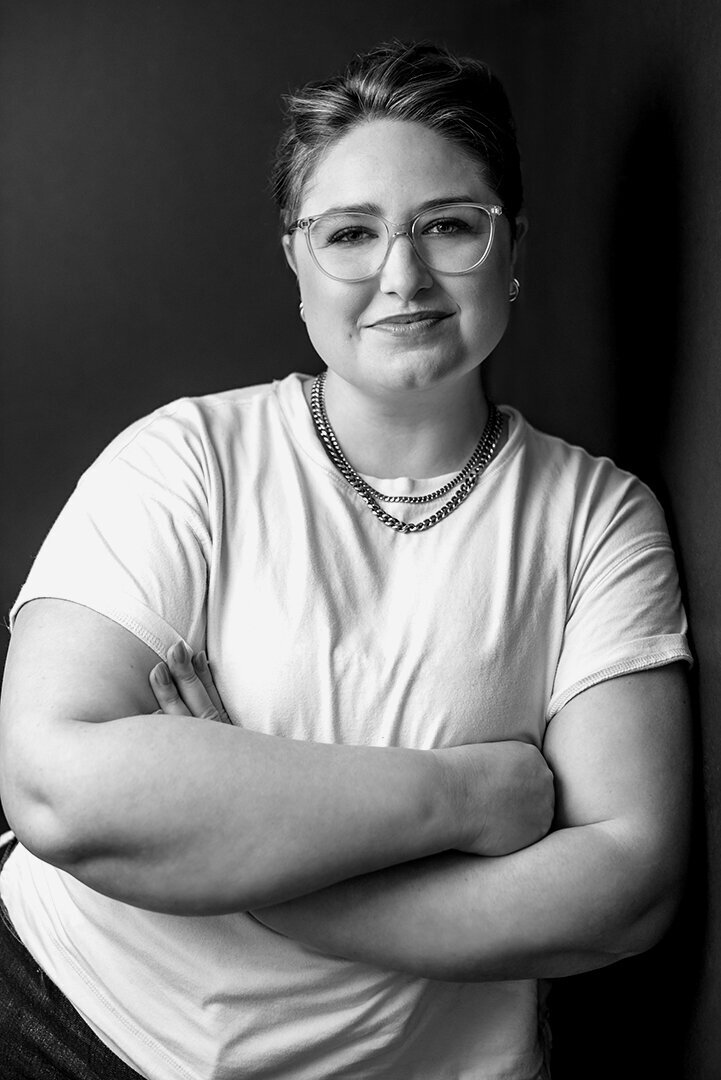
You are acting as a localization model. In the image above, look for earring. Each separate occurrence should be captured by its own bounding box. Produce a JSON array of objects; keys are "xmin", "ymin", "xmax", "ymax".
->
[
  {"xmin": 509, "ymin": 278, "xmax": 520, "ymax": 303},
  {"xmin": 299, "ymin": 301, "xmax": 306, "ymax": 322}
]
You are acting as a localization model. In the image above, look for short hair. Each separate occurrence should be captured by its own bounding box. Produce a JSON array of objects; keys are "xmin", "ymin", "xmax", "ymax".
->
[{"xmin": 271, "ymin": 40, "xmax": 523, "ymax": 238}]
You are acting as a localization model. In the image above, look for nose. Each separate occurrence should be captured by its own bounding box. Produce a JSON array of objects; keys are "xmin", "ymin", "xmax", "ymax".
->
[{"xmin": 378, "ymin": 231, "xmax": 433, "ymax": 300}]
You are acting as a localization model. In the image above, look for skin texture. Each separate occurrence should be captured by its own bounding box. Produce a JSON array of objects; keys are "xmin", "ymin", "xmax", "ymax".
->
[
  {"xmin": 249, "ymin": 664, "xmax": 691, "ymax": 979},
  {"xmin": 0, "ymin": 600, "xmax": 555, "ymax": 915},
  {"xmin": 147, "ymin": 649, "xmax": 691, "ymax": 980},
  {"xmin": 283, "ymin": 118, "xmax": 526, "ymax": 480},
  {"xmin": 0, "ymin": 117, "xmax": 691, "ymax": 980}
]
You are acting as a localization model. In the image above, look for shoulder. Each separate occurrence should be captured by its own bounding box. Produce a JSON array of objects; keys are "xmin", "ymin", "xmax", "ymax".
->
[
  {"xmin": 97, "ymin": 378, "xmax": 288, "ymax": 457},
  {"xmin": 84, "ymin": 373, "xmax": 308, "ymax": 481},
  {"xmin": 506, "ymin": 407, "xmax": 640, "ymax": 493},
  {"xmin": 502, "ymin": 407, "xmax": 669, "ymax": 539}
]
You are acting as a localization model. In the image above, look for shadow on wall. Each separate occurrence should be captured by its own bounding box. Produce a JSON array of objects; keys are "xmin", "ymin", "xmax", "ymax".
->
[
  {"xmin": 608, "ymin": 79, "xmax": 682, "ymax": 495},
  {"xmin": 549, "ymin": 77, "xmax": 708, "ymax": 1080}
]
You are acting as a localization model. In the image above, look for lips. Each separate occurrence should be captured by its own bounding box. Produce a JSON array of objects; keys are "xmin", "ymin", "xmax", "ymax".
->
[{"xmin": 368, "ymin": 310, "xmax": 453, "ymax": 327}]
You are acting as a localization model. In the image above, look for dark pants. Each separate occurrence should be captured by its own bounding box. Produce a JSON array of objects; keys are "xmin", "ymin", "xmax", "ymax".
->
[{"xmin": 0, "ymin": 835, "xmax": 145, "ymax": 1079}]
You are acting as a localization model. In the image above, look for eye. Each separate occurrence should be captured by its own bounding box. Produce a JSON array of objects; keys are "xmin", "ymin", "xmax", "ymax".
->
[
  {"xmin": 326, "ymin": 226, "xmax": 377, "ymax": 245},
  {"xmin": 312, "ymin": 214, "xmax": 384, "ymax": 249},
  {"xmin": 422, "ymin": 216, "xmax": 471, "ymax": 236}
]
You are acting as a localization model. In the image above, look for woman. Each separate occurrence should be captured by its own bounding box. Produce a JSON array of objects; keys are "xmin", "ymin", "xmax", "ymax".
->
[{"xmin": 0, "ymin": 40, "xmax": 692, "ymax": 1080}]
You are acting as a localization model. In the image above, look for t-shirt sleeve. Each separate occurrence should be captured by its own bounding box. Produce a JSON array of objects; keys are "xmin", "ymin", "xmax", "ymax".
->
[
  {"xmin": 9, "ymin": 402, "xmax": 214, "ymax": 658},
  {"xmin": 547, "ymin": 469, "xmax": 693, "ymax": 719}
]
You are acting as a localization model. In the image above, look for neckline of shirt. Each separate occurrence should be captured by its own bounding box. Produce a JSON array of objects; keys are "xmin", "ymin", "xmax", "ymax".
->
[{"xmin": 274, "ymin": 372, "xmax": 523, "ymax": 495}]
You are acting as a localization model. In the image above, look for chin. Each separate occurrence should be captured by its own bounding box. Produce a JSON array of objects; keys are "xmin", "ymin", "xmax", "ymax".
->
[{"xmin": 367, "ymin": 352, "xmax": 480, "ymax": 393}]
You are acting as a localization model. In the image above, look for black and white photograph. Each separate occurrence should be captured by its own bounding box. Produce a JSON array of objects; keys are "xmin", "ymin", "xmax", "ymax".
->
[{"xmin": 0, "ymin": 3, "xmax": 718, "ymax": 1078}]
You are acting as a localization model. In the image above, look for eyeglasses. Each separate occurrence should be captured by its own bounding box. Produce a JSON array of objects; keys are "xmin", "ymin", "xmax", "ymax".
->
[{"xmin": 287, "ymin": 203, "xmax": 505, "ymax": 282}]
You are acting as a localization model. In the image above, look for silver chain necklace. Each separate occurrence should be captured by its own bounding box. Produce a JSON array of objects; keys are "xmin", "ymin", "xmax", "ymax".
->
[{"xmin": 310, "ymin": 371, "xmax": 504, "ymax": 534}]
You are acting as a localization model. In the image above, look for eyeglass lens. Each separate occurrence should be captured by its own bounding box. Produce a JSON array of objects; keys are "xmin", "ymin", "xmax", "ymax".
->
[{"xmin": 308, "ymin": 205, "xmax": 494, "ymax": 280}]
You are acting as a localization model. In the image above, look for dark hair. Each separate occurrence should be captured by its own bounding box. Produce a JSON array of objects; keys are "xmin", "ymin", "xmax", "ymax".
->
[{"xmin": 271, "ymin": 40, "xmax": 523, "ymax": 238}]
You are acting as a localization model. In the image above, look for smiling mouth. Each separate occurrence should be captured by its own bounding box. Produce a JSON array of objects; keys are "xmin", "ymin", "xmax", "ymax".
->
[{"xmin": 368, "ymin": 311, "xmax": 453, "ymax": 332}]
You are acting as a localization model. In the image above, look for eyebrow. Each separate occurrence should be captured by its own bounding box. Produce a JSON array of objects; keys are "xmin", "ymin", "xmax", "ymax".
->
[{"xmin": 316, "ymin": 194, "xmax": 481, "ymax": 217}]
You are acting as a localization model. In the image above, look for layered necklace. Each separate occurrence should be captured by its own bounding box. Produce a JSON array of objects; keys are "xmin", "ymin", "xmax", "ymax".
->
[{"xmin": 309, "ymin": 371, "xmax": 504, "ymax": 534}]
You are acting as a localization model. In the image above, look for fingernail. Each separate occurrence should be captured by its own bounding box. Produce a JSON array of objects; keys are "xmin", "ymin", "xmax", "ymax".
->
[
  {"xmin": 170, "ymin": 641, "xmax": 188, "ymax": 664},
  {"xmin": 154, "ymin": 662, "xmax": 171, "ymax": 685},
  {"xmin": 193, "ymin": 651, "xmax": 208, "ymax": 673}
]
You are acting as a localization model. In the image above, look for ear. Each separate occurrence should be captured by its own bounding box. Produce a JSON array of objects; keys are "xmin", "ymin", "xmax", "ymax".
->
[
  {"xmin": 282, "ymin": 234, "xmax": 298, "ymax": 276},
  {"xmin": 511, "ymin": 215, "xmax": 529, "ymax": 269}
]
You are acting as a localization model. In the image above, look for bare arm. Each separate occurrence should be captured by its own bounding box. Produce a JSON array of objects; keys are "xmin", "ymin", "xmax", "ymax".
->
[
  {"xmin": 250, "ymin": 664, "xmax": 692, "ymax": 980},
  {"xmin": 0, "ymin": 599, "xmax": 554, "ymax": 915}
]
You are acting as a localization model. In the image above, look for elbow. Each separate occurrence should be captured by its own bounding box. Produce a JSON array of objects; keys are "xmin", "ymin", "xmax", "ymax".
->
[
  {"xmin": 593, "ymin": 817, "xmax": 690, "ymax": 964},
  {"xmin": 3, "ymin": 786, "xmax": 150, "ymax": 910},
  {"xmin": 0, "ymin": 707, "xmax": 123, "ymax": 877},
  {"xmin": 2, "ymin": 781, "xmax": 87, "ymax": 873},
  {"xmin": 591, "ymin": 849, "xmax": 688, "ymax": 969},
  {"xmin": 613, "ymin": 881, "xmax": 685, "ymax": 960},
  {"xmin": 538, "ymin": 845, "xmax": 690, "ymax": 979},
  {"xmin": 0, "ymin": 739, "xmax": 92, "ymax": 874}
]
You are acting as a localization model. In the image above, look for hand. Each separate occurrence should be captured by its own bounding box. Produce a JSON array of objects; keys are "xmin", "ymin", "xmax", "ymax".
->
[
  {"xmin": 150, "ymin": 641, "xmax": 232, "ymax": 724},
  {"xmin": 438, "ymin": 740, "xmax": 555, "ymax": 857}
]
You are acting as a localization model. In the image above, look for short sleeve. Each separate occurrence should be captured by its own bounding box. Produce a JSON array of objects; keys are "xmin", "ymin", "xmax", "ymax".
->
[
  {"xmin": 9, "ymin": 402, "xmax": 215, "ymax": 658},
  {"xmin": 548, "ymin": 473, "xmax": 693, "ymax": 718}
]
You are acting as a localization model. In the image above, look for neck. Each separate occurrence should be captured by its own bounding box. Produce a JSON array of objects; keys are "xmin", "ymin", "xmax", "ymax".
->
[{"xmin": 310, "ymin": 369, "xmax": 491, "ymax": 479}]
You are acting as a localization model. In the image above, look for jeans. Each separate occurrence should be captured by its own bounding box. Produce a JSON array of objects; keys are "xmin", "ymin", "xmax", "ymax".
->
[{"xmin": 0, "ymin": 834, "xmax": 145, "ymax": 1079}]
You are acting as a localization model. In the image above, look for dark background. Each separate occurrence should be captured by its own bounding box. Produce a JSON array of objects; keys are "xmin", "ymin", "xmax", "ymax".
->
[{"xmin": 1, "ymin": 1, "xmax": 720, "ymax": 1076}]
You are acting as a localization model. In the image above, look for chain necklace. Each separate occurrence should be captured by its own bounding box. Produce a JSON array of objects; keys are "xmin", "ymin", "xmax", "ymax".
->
[{"xmin": 310, "ymin": 371, "xmax": 504, "ymax": 534}]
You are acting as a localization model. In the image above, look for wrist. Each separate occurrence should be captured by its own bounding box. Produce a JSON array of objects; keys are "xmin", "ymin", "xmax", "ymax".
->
[{"xmin": 429, "ymin": 745, "xmax": 482, "ymax": 851}]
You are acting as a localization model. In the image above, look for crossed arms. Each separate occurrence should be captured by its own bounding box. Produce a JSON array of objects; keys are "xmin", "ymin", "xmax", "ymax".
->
[{"xmin": 0, "ymin": 598, "xmax": 691, "ymax": 981}]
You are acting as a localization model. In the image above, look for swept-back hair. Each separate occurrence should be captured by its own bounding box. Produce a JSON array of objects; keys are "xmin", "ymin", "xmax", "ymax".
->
[{"xmin": 271, "ymin": 40, "xmax": 523, "ymax": 237}]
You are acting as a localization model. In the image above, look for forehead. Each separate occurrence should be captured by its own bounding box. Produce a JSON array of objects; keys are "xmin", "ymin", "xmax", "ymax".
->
[{"xmin": 299, "ymin": 118, "xmax": 495, "ymax": 217}]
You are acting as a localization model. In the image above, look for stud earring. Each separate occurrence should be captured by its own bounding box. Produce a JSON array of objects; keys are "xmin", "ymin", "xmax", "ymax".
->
[
  {"xmin": 509, "ymin": 278, "xmax": 520, "ymax": 303},
  {"xmin": 299, "ymin": 301, "xmax": 306, "ymax": 322}
]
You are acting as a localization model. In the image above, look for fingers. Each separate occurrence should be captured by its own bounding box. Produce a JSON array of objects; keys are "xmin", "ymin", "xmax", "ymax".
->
[
  {"xmin": 150, "ymin": 641, "xmax": 231, "ymax": 723},
  {"xmin": 149, "ymin": 658, "xmax": 191, "ymax": 715},
  {"xmin": 190, "ymin": 652, "xmax": 232, "ymax": 724},
  {"xmin": 150, "ymin": 641, "xmax": 219, "ymax": 721}
]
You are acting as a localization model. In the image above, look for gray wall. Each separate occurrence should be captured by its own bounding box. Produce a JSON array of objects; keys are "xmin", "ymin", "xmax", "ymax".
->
[
  {"xmin": 483, "ymin": 5, "xmax": 720, "ymax": 1076},
  {"xmin": 1, "ymin": 2, "xmax": 719, "ymax": 1075}
]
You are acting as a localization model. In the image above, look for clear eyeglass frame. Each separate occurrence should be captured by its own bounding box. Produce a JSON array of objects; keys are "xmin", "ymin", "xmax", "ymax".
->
[{"xmin": 286, "ymin": 202, "xmax": 505, "ymax": 283}]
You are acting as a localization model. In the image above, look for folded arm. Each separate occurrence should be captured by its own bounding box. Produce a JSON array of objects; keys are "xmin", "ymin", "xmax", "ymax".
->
[
  {"xmin": 251, "ymin": 663, "xmax": 692, "ymax": 981},
  {"xmin": 0, "ymin": 599, "xmax": 553, "ymax": 915}
]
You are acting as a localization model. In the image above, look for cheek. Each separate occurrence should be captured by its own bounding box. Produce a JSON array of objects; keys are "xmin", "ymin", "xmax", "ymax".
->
[
  {"xmin": 301, "ymin": 288, "xmax": 363, "ymax": 365},
  {"xmin": 456, "ymin": 273, "xmax": 511, "ymax": 351},
  {"xmin": 459, "ymin": 273, "xmax": 507, "ymax": 320},
  {"xmin": 300, "ymin": 274, "xmax": 366, "ymax": 337},
  {"xmin": 479, "ymin": 251, "xmax": 513, "ymax": 305}
]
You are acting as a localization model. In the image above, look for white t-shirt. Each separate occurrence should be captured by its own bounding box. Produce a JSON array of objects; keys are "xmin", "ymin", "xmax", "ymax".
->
[{"xmin": 3, "ymin": 373, "xmax": 691, "ymax": 1080}]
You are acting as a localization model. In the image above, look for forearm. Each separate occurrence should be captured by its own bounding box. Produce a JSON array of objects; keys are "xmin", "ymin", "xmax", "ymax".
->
[
  {"xmin": 8, "ymin": 712, "xmax": 458, "ymax": 915},
  {"xmin": 253, "ymin": 821, "xmax": 679, "ymax": 981},
  {"xmin": 1, "ymin": 601, "xmax": 554, "ymax": 919}
]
